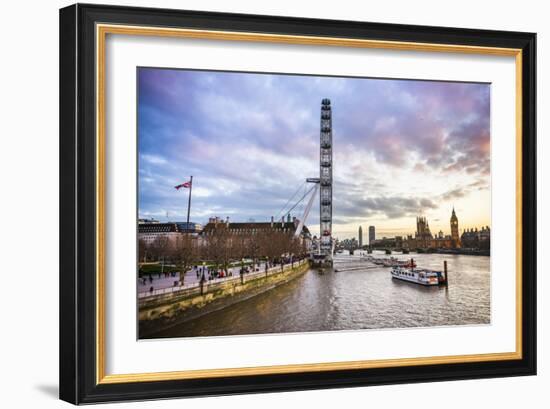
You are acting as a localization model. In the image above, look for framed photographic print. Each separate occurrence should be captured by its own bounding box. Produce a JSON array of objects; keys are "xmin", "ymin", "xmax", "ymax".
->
[{"xmin": 59, "ymin": 3, "xmax": 536, "ymax": 404}]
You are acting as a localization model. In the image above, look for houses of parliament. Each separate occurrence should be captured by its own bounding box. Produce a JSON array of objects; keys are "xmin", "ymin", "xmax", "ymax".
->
[
  {"xmin": 402, "ymin": 207, "xmax": 462, "ymax": 250},
  {"xmin": 356, "ymin": 208, "xmax": 490, "ymax": 252}
]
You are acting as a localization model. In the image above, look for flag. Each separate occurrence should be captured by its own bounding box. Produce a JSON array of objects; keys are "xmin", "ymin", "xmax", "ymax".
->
[{"xmin": 174, "ymin": 180, "xmax": 192, "ymax": 190}]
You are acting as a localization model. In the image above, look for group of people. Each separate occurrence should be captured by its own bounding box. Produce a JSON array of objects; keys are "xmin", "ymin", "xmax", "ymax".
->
[
  {"xmin": 239, "ymin": 265, "xmax": 261, "ymax": 276},
  {"xmin": 192, "ymin": 264, "xmax": 234, "ymax": 281},
  {"xmin": 191, "ymin": 263, "xmax": 262, "ymax": 282},
  {"xmin": 142, "ymin": 257, "xmax": 306, "ymax": 294},
  {"xmin": 139, "ymin": 271, "xmax": 177, "ymax": 286}
]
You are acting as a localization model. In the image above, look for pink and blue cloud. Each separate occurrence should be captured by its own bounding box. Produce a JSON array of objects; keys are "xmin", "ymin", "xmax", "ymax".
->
[{"xmin": 138, "ymin": 67, "xmax": 490, "ymax": 227}]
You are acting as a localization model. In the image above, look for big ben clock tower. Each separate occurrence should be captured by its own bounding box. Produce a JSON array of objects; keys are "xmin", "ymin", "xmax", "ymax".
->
[{"xmin": 450, "ymin": 207, "xmax": 460, "ymax": 248}]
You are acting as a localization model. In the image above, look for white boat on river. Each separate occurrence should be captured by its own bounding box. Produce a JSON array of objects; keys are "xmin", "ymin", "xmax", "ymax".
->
[{"xmin": 390, "ymin": 259, "xmax": 446, "ymax": 286}]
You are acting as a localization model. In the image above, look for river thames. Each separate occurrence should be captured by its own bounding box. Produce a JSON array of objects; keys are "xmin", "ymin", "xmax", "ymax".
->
[{"xmin": 151, "ymin": 251, "xmax": 490, "ymax": 338}]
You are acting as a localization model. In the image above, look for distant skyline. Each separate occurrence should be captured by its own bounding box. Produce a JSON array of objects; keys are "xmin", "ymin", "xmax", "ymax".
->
[{"xmin": 138, "ymin": 68, "xmax": 490, "ymax": 240}]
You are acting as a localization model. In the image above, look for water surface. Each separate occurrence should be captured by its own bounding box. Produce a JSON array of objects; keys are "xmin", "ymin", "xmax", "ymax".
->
[{"xmin": 151, "ymin": 252, "xmax": 490, "ymax": 338}]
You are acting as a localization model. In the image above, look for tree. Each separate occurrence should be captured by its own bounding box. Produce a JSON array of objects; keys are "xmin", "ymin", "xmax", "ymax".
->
[
  {"xmin": 149, "ymin": 235, "xmax": 170, "ymax": 262},
  {"xmin": 266, "ymin": 230, "xmax": 291, "ymax": 272},
  {"xmin": 204, "ymin": 227, "xmax": 231, "ymax": 275},
  {"xmin": 138, "ymin": 238, "xmax": 149, "ymax": 263},
  {"xmin": 170, "ymin": 234, "xmax": 198, "ymax": 286},
  {"xmin": 246, "ymin": 235, "xmax": 261, "ymax": 271},
  {"xmin": 231, "ymin": 232, "xmax": 248, "ymax": 265},
  {"xmin": 259, "ymin": 229, "xmax": 278, "ymax": 269},
  {"xmin": 289, "ymin": 236, "xmax": 303, "ymax": 267},
  {"xmin": 278, "ymin": 232, "xmax": 294, "ymax": 270}
]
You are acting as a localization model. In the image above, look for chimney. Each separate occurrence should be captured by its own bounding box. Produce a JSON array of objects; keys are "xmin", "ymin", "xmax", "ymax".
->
[
  {"xmin": 270, "ymin": 216, "xmax": 274, "ymax": 227},
  {"xmin": 226, "ymin": 216, "xmax": 230, "ymax": 227}
]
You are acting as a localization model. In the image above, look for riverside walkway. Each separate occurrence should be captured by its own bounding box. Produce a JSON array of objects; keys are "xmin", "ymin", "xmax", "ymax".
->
[{"xmin": 138, "ymin": 259, "xmax": 307, "ymax": 299}]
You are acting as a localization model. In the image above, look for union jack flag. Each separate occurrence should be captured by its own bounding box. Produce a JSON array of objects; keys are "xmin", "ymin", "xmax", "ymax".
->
[{"xmin": 174, "ymin": 180, "xmax": 192, "ymax": 190}]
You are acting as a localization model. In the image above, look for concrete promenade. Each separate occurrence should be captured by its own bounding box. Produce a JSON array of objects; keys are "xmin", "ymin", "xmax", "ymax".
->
[
  {"xmin": 138, "ymin": 260, "xmax": 304, "ymax": 298},
  {"xmin": 138, "ymin": 259, "xmax": 310, "ymax": 337}
]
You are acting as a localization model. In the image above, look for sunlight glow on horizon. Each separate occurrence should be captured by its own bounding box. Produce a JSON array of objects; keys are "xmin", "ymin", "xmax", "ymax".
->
[{"xmin": 138, "ymin": 68, "xmax": 491, "ymax": 240}]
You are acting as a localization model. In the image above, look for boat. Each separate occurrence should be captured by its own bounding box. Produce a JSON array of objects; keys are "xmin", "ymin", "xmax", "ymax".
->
[
  {"xmin": 364, "ymin": 256, "xmax": 409, "ymax": 268},
  {"xmin": 381, "ymin": 258, "xmax": 392, "ymax": 267},
  {"xmin": 390, "ymin": 259, "xmax": 445, "ymax": 286},
  {"xmin": 372, "ymin": 258, "xmax": 385, "ymax": 266},
  {"xmin": 382, "ymin": 257, "xmax": 408, "ymax": 267}
]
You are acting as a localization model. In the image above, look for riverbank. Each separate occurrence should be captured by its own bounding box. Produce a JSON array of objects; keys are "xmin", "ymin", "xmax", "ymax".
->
[
  {"xmin": 152, "ymin": 252, "xmax": 490, "ymax": 338},
  {"xmin": 139, "ymin": 260, "xmax": 310, "ymax": 338},
  {"xmin": 433, "ymin": 248, "xmax": 490, "ymax": 256}
]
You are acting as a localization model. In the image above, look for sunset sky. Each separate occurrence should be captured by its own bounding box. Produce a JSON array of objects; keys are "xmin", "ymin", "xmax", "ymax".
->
[{"xmin": 138, "ymin": 67, "xmax": 491, "ymax": 240}]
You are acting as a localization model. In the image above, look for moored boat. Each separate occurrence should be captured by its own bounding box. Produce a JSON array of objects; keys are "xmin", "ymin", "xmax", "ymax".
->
[
  {"xmin": 390, "ymin": 259, "xmax": 446, "ymax": 286},
  {"xmin": 382, "ymin": 257, "xmax": 408, "ymax": 267}
]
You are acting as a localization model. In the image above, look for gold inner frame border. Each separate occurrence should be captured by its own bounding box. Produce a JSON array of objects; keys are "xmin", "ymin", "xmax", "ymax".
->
[{"xmin": 95, "ymin": 23, "xmax": 523, "ymax": 385}]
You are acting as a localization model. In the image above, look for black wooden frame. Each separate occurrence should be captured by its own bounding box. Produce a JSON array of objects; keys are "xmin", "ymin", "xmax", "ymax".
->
[{"xmin": 59, "ymin": 3, "xmax": 537, "ymax": 404}]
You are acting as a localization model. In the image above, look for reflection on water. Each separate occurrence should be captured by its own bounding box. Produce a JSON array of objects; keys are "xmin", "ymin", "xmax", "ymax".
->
[{"xmin": 151, "ymin": 252, "xmax": 490, "ymax": 338}]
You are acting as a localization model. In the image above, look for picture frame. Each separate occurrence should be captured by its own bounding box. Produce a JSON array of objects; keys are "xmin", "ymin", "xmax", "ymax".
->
[{"xmin": 59, "ymin": 3, "xmax": 536, "ymax": 404}]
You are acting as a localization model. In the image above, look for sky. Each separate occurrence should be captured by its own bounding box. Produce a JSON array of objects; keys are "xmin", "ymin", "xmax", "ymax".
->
[{"xmin": 138, "ymin": 67, "xmax": 491, "ymax": 240}]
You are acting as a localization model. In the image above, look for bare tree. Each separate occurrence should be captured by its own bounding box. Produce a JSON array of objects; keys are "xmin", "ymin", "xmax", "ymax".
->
[
  {"xmin": 289, "ymin": 236, "xmax": 303, "ymax": 267},
  {"xmin": 246, "ymin": 235, "xmax": 261, "ymax": 271},
  {"xmin": 231, "ymin": 232, "xmax": 247, "ymax": 263},
  {"xmin": 204, "ymin": 227, "xmax": 232, "ymax": 275},
  {"xmin": 149, "ymin": 235, "xmax": 170, "ymax": 262},
  {"xmin": 279, "ymin": 232, "xmax": 294, "ymax": 270},
  {"xmin": 259, "ymin": 229, "xmax": 278, "ymax": 269},
  {"xmin": 170, "ymin": 234, "xmax": 199, "ymax": 286},
  {"xmin": 219, "ymin": 229, "xmax": 235, "ymax": 275},
  {"xmin": 138, "ymin": 238, "xmax": 149, "ymax": 263},
  {"xmin": 262, "ymin": 230, "xmax": 291, "ymax": 272}
]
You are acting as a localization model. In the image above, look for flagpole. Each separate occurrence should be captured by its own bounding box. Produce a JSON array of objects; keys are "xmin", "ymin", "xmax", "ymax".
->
[{"xmin": 186, "ymin": 175, "xmax": 193, "ymax": 228}]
